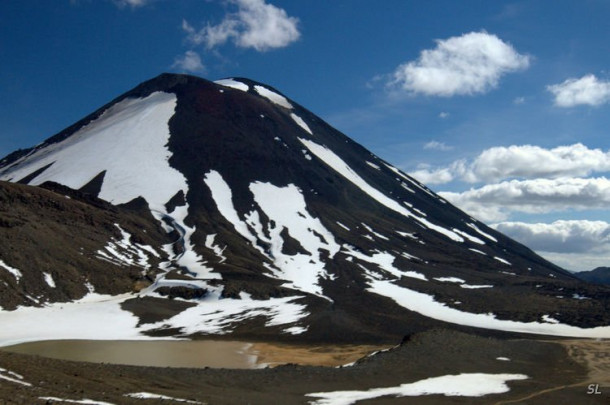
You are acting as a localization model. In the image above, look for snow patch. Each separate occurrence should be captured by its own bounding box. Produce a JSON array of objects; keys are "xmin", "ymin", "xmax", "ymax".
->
[
  {"xmin": 361, "ymin": 223, "xmax": 389, "ymax": 240},
  {"xmin": 0, "ymin": 367, "xmax": 31, "ymax": 387},
  {"xmin": 39, "ymin": 398, "xmax": 115, "ymax": 405},
  {"xmin": 366, "ymin": 161, "xmax": 380, "ymax": 170},
  {"xmin": 452, "ymin": 228, "xmax": 485, "ymax": 245},
  {"xmin": 460, "ymin": 284, "xmax": 494, "ymax": 289},
  {"xmin": 368, "ymin": 279, "xmax": 610, "ymax": 337},
  {"xmin": 494, "ymin": 256, "xmax": 512, "ymax": 266},
  {"xmin": 336, "ymin": 222, "xmax": 351, "ymax": 231},
  {"xmin": 0, "ymin": 260, "xmax": 22, "ymax": 281},
  {"xmin": 342, "ymin": 245, "xmax": 427, "ymax": 281},
  {"xmin": 205, "ymin": 234, "xmax": 227, "ymax": 264},
  {"xmin": 291, "ymin": 113, "xmax": 312, "ymax": 134},
  {"xmin": 466, "ymin": 223, "xmax": 498, "ymax": 242},
  {"xmin": 214, "ymin": 78, "xmax": 249, "ymax": 92},
  {"xmin": 125, "ymin": 392, "xmax": 203, "ymax": 403},
  {"xmin": 254, "ymin": 85, "xmax": 293, "ymax": 109},
  {"xmin": 142, "ymin": 289, "xmax": 308, "ymax": 336},
  {"xmin": 306, "ymin": 373, "xmax": 529, "ymax": 404},
  {"xmin": 434, "ymin": 277, "xmax": 465, "ymax": 284},
  {"xmin": 43, "ymin": 272, "xmax": 56, "ymax": 288}
]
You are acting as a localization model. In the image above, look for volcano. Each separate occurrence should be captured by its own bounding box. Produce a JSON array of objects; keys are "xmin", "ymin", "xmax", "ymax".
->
[{"xmin": 1, "ymin": 73, "xmax": 609, "ymax": 343}]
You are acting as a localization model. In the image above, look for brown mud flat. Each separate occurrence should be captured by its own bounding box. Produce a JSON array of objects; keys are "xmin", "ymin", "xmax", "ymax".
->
[
  {"xmin": 0, "ymin": 329, "xmax": 608, "ymax": 405},
  {"xmin": 249, "ymin": 342, "xmax": 389, "ymax": 368},
  {"xmin": 1, "ymin": 340, "xmax": 389, "ymax": 370}
]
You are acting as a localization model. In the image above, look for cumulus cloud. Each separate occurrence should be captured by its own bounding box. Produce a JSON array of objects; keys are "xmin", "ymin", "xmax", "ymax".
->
[
  {"xmin": 492, "ymin": 220, "xmax": 610, "ymax": 254},
  {"xmin": 492, "ymin": 220, "xmax": 610, "ymax": 271},
  {"xmin": 172, "ymin": 51, "xmax": 206, "ymax": 73},
  {"xmin": 410, "ymin": 166, "xmax": 455, "ymax": 185},
  {"xmin": 440, "ymin": 177, "xmax": 610, "ymax": 222},
  {"xmin": 466, "ymin": 143, "xmax": 610, "ymax": 182},
  {"xmin": 183, "ymin": 0, "xmax": 300, "ymax": 52},
  {"xmin": 389, "ymin": 31, "xmax": 530, "ymax": 97},
  {"xmin": 410, "ymin": 143, "xmax": 610, "ymax": 185},
  {"xmin": 547, "ymin": 74, "xmax": 610, "ymax": 107}
]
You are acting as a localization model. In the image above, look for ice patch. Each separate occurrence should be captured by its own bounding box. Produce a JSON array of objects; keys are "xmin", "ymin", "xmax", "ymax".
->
[
  {"xmin": 214, "ymin": 78, "xmax": 249, "ymax": 92},
  {"xmin": 291, "ymin": 113, "xmax": 312, "ymax": 134},
  {"xmin": 469, "ymin": 248, "xmax": 487, "ymax": 256},
  {"xmin": 496, "ymin": 357, "xmax": 511, "ymax": 361},
  {"xmin": 299, "ymin": 139, "xmax": 463, "ymax": 243},
  {"xmin": 306, "ymin": 373, "xmax": 529, "ymax": 404},
  {"xmin": 367, "ymin": 279, "xmax": 610, "ymax": 337},
  {"xmin": 254, "ymin": 85, "xmax": 293, "ymax": 109},
  {"xmin": 0, "ymin": 260, "xmax": 22, "ymax": 281}
]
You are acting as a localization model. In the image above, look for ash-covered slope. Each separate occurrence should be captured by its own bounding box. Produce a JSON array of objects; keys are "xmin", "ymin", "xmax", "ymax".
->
[{"xmin": 1, "ymin": 73, "xmax": 609, "ymax": 342}]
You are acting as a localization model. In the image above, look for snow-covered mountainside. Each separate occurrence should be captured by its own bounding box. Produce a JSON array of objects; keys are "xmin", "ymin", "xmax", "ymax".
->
[{"xmin": 1, "ymin": 73, "xmax": 609, "ymax": 343}]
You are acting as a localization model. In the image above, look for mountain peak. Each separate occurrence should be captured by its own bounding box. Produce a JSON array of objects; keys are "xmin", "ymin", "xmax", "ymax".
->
[{"xmin": 1, "ymin": 73, "xmax": 609, "ymax": 342}]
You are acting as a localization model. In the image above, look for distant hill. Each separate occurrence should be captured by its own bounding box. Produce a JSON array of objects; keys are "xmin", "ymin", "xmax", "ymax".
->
[{"xmin": 574, "ymin": 267, "xmax": 610, "ymax": 285}]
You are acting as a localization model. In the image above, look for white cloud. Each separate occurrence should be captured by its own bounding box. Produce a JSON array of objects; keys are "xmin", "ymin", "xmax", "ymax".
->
[
  {"xmin": 172, "ymin": 51, "xmax": 206, "ymax": 73},
  {"xmin": 410, "ymin": 166, "xmax": 455, "ymax": 185},
  {"xmin": 492, "ymin": 220, "xmax": 610, "ymax": 271},
  {"xmin": 423, "ymin": 140, "xmax": 452, "ymax": 151},
  {"xmin": 466, "ymin": 143, "xmax": 610, "ymax": 182},
  {"xmin": 440, "ymin": 177, "xmax": 610, "ymax": 222},
  {"xmin": 492, "ymin": 220, "xmax": 610, "ymax": 254},
  {"xmin": 183, "ymin": 0, "xmax": 300, "ymax": 52},
  {"xmin": 513, "ymin": 96, "xmax": 525, "ymax": 104},
  {"xmin": 389, "ymin": 31, "xmax": 530, "ymax": 97},
  {"xmin": 548, "ymin": 74, "xmax": 610, "ymax": 107},
  {"xmin": 410, "ymin": 143, "xmax": 610, "ymax": 185},
  {"xmin": 438, "ymin": 112, "xmax": 450, "ymax": 119}
]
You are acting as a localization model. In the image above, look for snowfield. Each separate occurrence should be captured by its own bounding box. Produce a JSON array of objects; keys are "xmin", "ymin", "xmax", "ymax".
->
[{"xmin": 0, "ymin": 92, "xmax": 187, "ymax": 213}]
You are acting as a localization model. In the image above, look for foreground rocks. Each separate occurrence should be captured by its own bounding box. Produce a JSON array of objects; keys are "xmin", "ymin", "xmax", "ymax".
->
[{"xmin": 0, "ymin": 329, "xmax": 607, "ymax": 404}]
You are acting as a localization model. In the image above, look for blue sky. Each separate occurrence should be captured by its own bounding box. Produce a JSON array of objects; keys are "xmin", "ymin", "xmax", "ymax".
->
[{"xmin": 1, "ymin": 0, "xmax": 609, "ymax": 270}]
